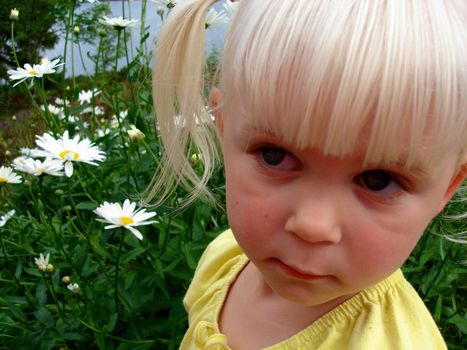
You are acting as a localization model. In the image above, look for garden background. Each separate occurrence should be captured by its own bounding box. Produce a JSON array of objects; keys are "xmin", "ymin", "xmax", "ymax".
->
[{"xmin": 0, "ymin": 1, "xmax": 465, "ymax": 349}]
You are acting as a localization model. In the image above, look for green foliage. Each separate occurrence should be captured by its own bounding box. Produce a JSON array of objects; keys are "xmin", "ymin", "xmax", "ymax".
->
[
  {"xmin": 403, "ymin": 192, "xmax": 467, "ymax": 349},
  {"xmin": 0, "ymin": 1, "xmax": 465, "ymax": 349},
  {"xmin": 0, "ymin": 0, "xmax": 67, "ymax": 79}
]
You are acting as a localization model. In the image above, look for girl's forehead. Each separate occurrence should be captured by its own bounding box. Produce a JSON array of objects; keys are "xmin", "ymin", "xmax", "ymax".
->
[
  {"xmin": 220, "ymin": 0, "xmax": 466, "ymax": 169},
  {"xmin": 226, "ymin": 102, "xmax": 447, "ymax": 173}
]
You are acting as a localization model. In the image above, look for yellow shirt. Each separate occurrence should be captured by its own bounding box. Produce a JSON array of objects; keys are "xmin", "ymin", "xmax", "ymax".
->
[{"xmin": 180, "ymin": 230, "xmax": 447, "ymax": 350}]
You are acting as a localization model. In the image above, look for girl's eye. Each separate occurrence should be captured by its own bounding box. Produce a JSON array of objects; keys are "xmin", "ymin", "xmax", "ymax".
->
[
  {"xmin": 257, "ymin": 146, "xmax": 299, "ymax": 171},
  {"xmin": 261, "ymin": 147, "xmax": 285, "ymax": 165},
  {"xmin": 356, "ymin": 170, "xmax": 402, "ymax": 195}
]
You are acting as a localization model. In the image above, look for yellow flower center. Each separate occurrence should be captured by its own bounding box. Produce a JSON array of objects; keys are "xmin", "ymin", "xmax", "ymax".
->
[
  {"xmin": 37, "ymin": 167, "xmax": 43, "ymax": 173},
  {"xmin": 0, "ymin": 177, "xmax": 7, "ymax": 182},
  {"xmin": 119, "ymin": 216, "xmax": 134, "ymax": 225},
  {"xmin": 59, "ymin": 150, "xmax": 79, "ymax": 159},
  {"xmin": 28, "ymin": 70, "xmax": 38, "ymax": 76}
]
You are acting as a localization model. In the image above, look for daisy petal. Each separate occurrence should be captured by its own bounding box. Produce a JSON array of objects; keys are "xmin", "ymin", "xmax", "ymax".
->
[
  {"xmin": 64, "ymin": 161, "xmax": 73, "ymax": 177},
  {"xmin": 127, "ymin": 226, "xmax": 143, "ymax": 240}
]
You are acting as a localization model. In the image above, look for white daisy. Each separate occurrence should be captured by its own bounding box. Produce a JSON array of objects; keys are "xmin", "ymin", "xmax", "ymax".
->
[
  {"xmin": 13, "ymin": 157, "xmax": 64, "ymax": 176},
  {"xmin": 94, "ymin": 106, "xmax": 105, "ymax": 116},
  {"xmin": 39, "ymin": 58, "xmax": 63, "ymax": 75},
  {"xmin": 205, "ymin": 8, "xmax": 228, "ymax": 28},
  {"xmin": 67, "ymin": 283, "xmax": 80, "ymax": 293},
  {"xmin": 78, "ymin": 89, "xmax": 100, "ymax": 105},
  {"xmin": 95, "ymin": 128, "xmax": 112, "ymax": 138},
  {"xmin": 81, "ymin": 106, "xmax": 104, "ymax": 116},
  {"xmin": 54, "ymin": 97, "xmax": 70, "ymax": 106},
  {"xmin": 10, "ymin": 8, "xmax": 19, "ymax": 21},
  {"xmin": 7, "ymin": 58, "xmax": 63, "ymax": 87},
  {"xmin": 94, "ymin": 199, "xmax": 158, "ymax": 240},
  {"xmin": 67, "ymin": 115, "xmax": 79, "ymax": 123},
  {"xmin": 223, "ymin": 0, "xmax": 239, "ymax": 15},
  {"xmin": 8, "ymin": 63, "xmax": 44, "ymax": 87},
  {"xmin": 35, "ymin": 131, "xmax": 106, "ymax": 177},
  {"xmin": 20, "ymin": 147, "xmax": 41, "ymax": 158},
  {"xmin": 34, "ymin": 253, "xmax": 50, "ymax": 272},
  {"xmin": 41, "ymin": 104, "xmax": 65, "ymax": 119},
  {"xmin": 99, "ymin": 16, "xmax": 139, "ymax": 30},
  {"xmin": 110, "ymin": 110, "xmax": 128, "ymax": 128},
  {"xmin": 0, "ymin": 166, "xmax": 22, "ymax": 184},
  {"xmin": 0, "ymin": 210, "xmax": 15, "ymax": 228},
  {"xmin": 150, "ymin": 0, "xmax": 176, "ymax": 9}
]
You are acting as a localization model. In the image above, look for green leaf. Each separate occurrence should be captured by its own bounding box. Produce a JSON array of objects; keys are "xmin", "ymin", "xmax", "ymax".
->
[
  {"xmin": 4, "ymin": 299, "xmax": 26, "ymax": 322},
  {"xmin": 95, "ymin": 331, "xmax": 106, "ymax": 350},
  {"xmin": 121, "ymin": 247, "xmax": 146, "ymax": 264},
  {"xmin": 34, "ymin": 306, "xmax": 55, "ymax": 328},
  {"xmin": 76, "ymin": 201, "xmax": 99, "ymax": 210},
  {"xmin": 35, "ymin": 279, "xmax": 47, "ymax": 305},
  {"xmin": 447, "ymin": 313, "xmax": 467, "ymax": 334}
]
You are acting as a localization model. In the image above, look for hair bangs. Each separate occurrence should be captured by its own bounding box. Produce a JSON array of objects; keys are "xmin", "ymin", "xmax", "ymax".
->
[{"xmin": 220, "ymin": 0, "xmax": 467, "ymax": 168}]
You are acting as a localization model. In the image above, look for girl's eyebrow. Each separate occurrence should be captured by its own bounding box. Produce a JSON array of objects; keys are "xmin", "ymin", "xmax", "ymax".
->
[
  {"xmin": 239, "ymin": 124, "xmax": 432, "ymax": 178},
  {"xmin": 239, "ymin": 123, "xmax": 278, "ymax": 138}
]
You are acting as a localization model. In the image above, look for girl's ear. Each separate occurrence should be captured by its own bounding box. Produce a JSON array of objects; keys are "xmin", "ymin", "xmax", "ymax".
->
[
  {"xmin": 210, "ymin": 88, "xmax": 224, "ymax": 138},
  {"xmin": 436, "ymin": 165, "xmax": 466, "ymax": 214}
]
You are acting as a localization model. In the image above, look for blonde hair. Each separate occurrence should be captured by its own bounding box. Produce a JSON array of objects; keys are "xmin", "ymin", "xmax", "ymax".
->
[{"xmin": 147, "ymin": 0, "xmax": 467, "ymax": 207}]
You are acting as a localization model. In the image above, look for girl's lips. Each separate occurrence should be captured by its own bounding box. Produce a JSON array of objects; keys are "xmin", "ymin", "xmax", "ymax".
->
[{"xmin": 272, "ymin": 258, "xmax": 325, "ymax": 281}]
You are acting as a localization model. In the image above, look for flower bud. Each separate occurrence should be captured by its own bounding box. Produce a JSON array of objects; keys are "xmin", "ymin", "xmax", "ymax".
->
[
  {"xmin": 11, "ymin": 115, "xmax": 16, "ymax": 121},
  {"xmin": 127, "ymin": 125, "xmax": 145, "ymax": 143},
  {"xmin": 46, "ymin": 264, "xmax": 54, "ymax": 274},
  {"xmin": 157, "ymin": 6, "xmax": 164, "ymax": 17},
  {"xmin": 54, "ymin": 189, "xmax": 64, "ymax": 196},
  {"xmin": 10, "ymin": 8, "xmax": 19, "ymax": 21},
  {"xmin": 63, "ymin": 205, "xmax": 72, "ymax": 212},
  {"xmin": 23, "ymin": 179, "xmax": 31, "ymax": 187},
  {"xmin": 73, "ymin": 26, "xmax": 80, "ymax": 35},
  {"xmin": 62, "ymin": 276, "xmax": 71, "ymax": 285},
  {"xmin": 67, "ymin": 283, "xmax": 80, "ymax": 293},
  {"xmin": 5, "ymin": 150, "xmax": 12, "ymax": 157},
  {"xmin": 190, "ymin": 153, "xmax": 201, "ymax": 166}
]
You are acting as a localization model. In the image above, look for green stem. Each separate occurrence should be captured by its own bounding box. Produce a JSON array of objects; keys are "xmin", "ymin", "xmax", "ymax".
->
[
  {"xmin": 141, "ymin": 139, "xmax": 160, "ymax": 167},
  {"xmin": 113, "ymin": 31, "xmax": 137, "ymax": 190},
  {"xmin": 0, "ymin": 186, "xmax": 16, "ymax": 208},
  {"xmin": 71, "ymin": 19, "xmax": 76, "ymax": 91},
  {"xmin": 123, "ymin": 31, "xmax": 136, "ymax": 105},
  {"xmin": 77, "ymin": 37, "xmax": 89, "ymax": 76},
  {"xmin": 68, "ymin": 217, "xmax": 137, "ymax": 315},
  {"xmin": 10, "ymin": 22, "xmax": 20, "ymax": 66},
  {"xmin": 114, "ymin": 230, "xmax": 125, "ymax": 317},
  {"xmin": 115, "ymin": 30, "xmax": 121, "ymax": 73},
  {"xmin": 37, "ymin": 79, "xmax": 60, "ymax": 133},
  {"xmin": 44, "ymin": 276, "xmax": 68, "ymax": 321},
  {"xmin": 139, "ymin": 0, "xmax": 148, "ymax": 56},
  {"xmin": 0, "ymin": 231, "xmax": 37, "ymax": 308},
  {"xmin": 126, "ymin": 0, "xmax": 134, "ymax": 60},
  {"xmin": 62, "ymin": 0, "xmax": 77, "ymax": 111},
  {"xmin": 66, "ymin": 176, "xmax": 85, "ymax": 229},
  {"xmin": 95, "ymin": 36, "xmax": 102, "ymax": 76}
]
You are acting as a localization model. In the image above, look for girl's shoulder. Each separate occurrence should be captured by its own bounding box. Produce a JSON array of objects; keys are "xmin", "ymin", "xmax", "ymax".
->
[
  {"xmin": 183, "ymin": 229, "xmax": 247, "ymax": 313},
  {"xmin": 265, "ymin": 271, "xmax": 448, "ymax": 350}
]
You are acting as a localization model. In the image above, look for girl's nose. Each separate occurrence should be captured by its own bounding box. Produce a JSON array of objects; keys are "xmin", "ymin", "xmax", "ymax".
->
[{"xmin": 284, "ymin": 195, "xmax": 342, "ymax": 244}]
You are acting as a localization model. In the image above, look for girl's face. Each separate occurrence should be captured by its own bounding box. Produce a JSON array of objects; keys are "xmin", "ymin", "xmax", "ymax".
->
[{"xmin": 217, "ymin": 103, "xmax": 464, "ymax": 307}]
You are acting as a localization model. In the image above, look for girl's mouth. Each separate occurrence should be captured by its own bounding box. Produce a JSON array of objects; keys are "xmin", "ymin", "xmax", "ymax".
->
[{"xmin": 272, "ymin": 258, "xmax": 326, "ymax": 281}]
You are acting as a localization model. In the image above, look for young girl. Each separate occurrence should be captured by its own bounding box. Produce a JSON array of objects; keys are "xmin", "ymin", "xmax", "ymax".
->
[{"xmin": 149, "ymin": 1, "xmax": 466, "ymax": 349}]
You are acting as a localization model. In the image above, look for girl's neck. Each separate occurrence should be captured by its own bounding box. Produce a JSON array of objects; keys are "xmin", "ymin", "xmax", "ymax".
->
[{"xmin": 220, "ymin": 262, "xmax": 356, "ymax": 349}]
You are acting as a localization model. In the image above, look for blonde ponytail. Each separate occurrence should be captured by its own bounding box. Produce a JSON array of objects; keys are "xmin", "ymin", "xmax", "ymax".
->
[{"xmin": 145, "ymin": 0, "xmax": 220, "ymax": 208}]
